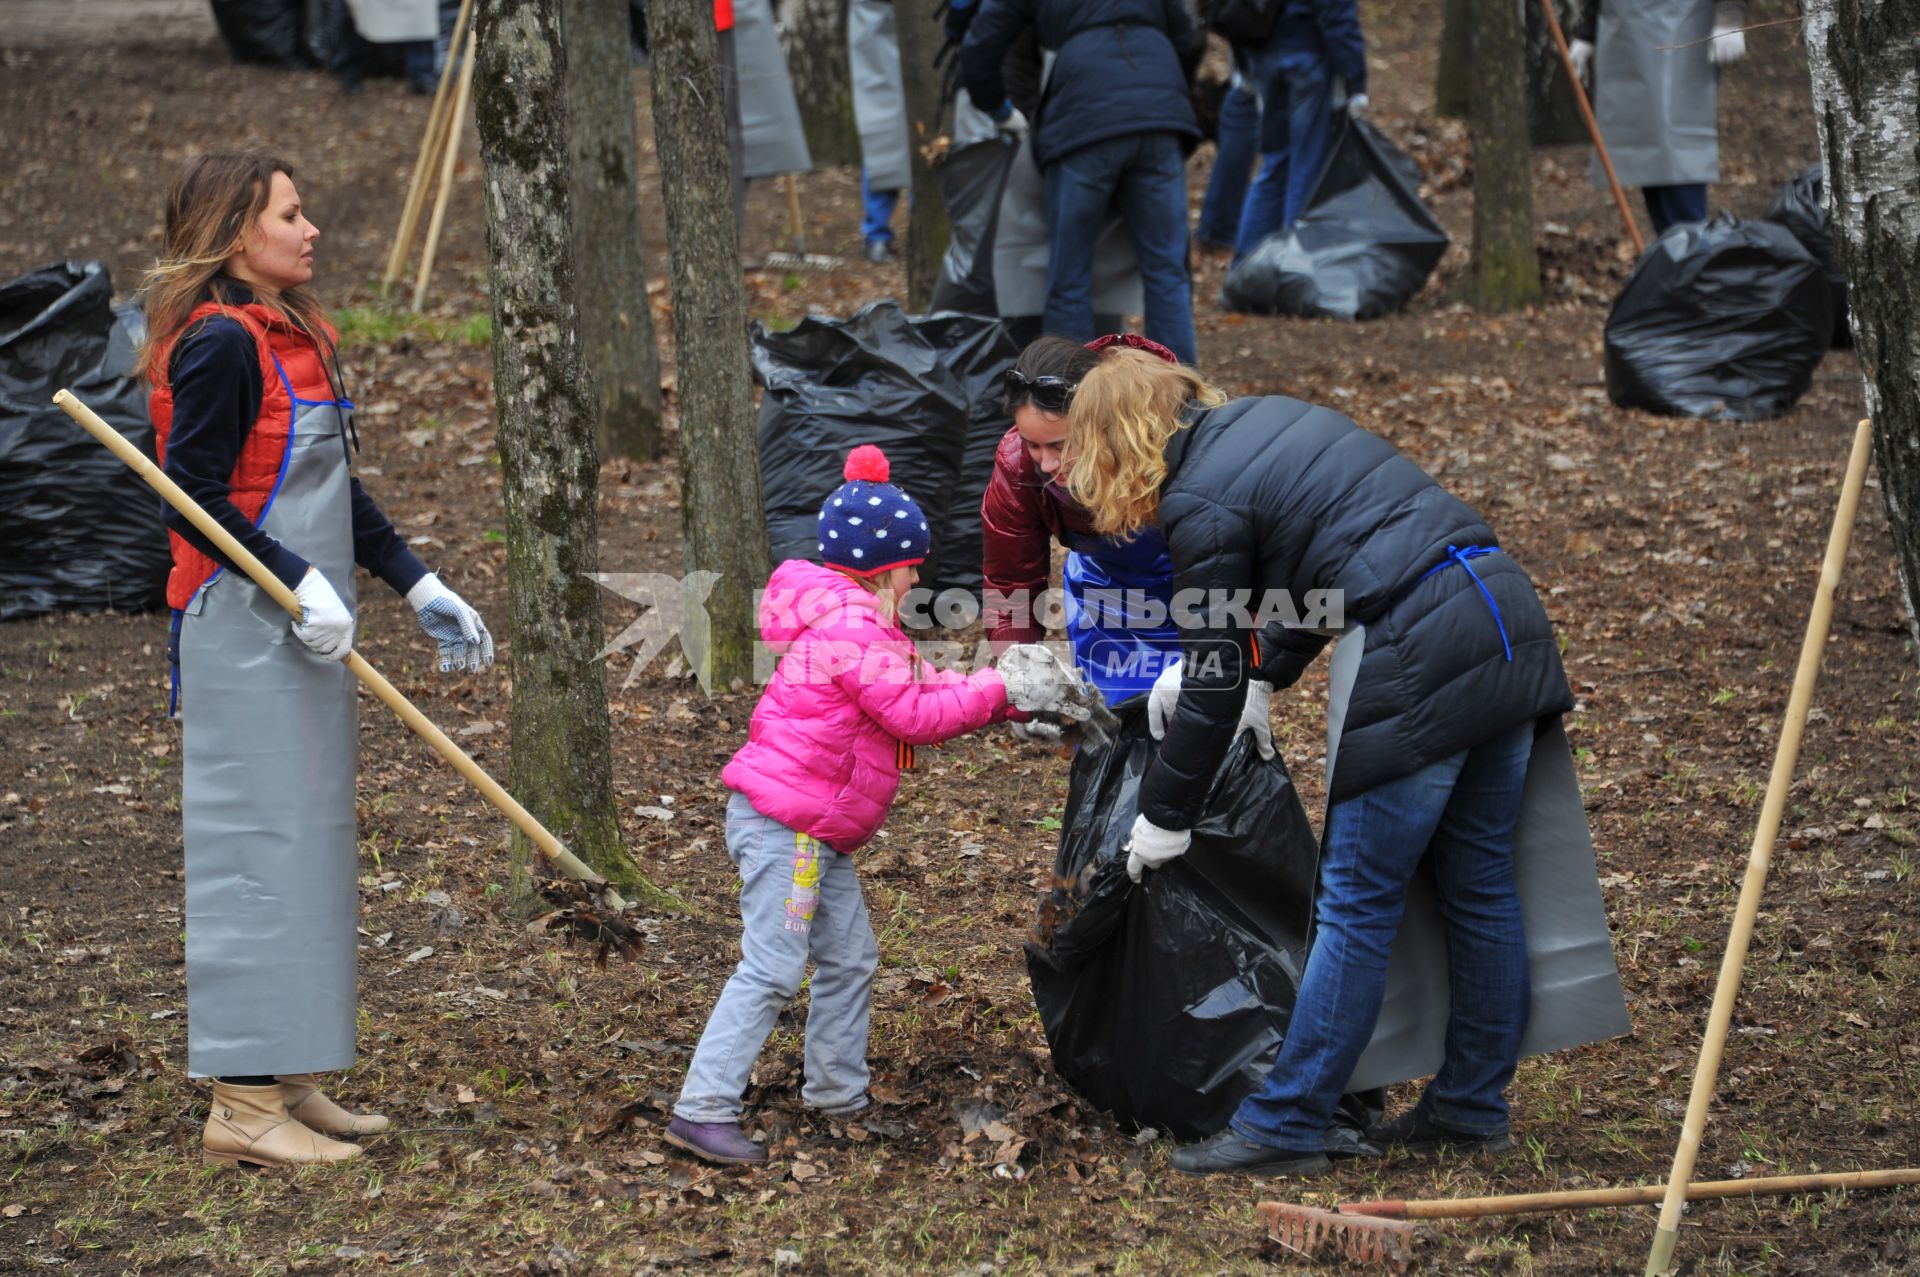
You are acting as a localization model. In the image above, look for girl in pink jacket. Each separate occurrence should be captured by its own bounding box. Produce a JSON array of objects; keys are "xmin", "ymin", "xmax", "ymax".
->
[{"xmin": 666, "ymin": 447, "xmax": 1074, "ymax": 1165}]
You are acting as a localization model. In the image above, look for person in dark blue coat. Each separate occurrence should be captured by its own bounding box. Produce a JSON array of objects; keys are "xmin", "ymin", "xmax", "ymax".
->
[
  {"xmin": 1060, "ymin": 345, "xmax": 1575, "ymax": 1175},
  {"xmin": 1232, "ymin": 0, "xmax": 1369, "ymax": 261},
  {"xmin": 960, "ymin": 0, "xmax": 1203, "ymax": 365}
]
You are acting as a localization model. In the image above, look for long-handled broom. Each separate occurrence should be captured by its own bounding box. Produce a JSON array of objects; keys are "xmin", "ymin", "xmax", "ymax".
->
[
  {"xmin": 1259, "ymin": 1166, "xmax": 1920, "ymax": 1272},
  {"xmin": 53, "ymin": 389, "xmax": 649, "ymax": 956}
]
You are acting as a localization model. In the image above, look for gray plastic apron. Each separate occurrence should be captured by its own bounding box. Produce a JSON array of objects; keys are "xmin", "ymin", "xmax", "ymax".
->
[
  {"xmin": 1324, "ymin": 624, "xmax": 1632, "ymax": 1092},
  {"xmin": 1591, "ymin": 0, "xmax": 1719, "ymax": 189},
  {"xmin": 849, "ymin": 0, "xmax": 910, "ymax": 192},
  {"xmin": 179, "ymin": 388, "xmax": 360, "ymax": 1079},
  {"xmin": 735, "ymin": 0, "xmax": 813, "ymax": 180}
]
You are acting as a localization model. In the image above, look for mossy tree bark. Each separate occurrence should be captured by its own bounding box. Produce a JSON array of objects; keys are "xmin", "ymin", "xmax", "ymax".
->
[
  {"xmin": 892, "ymin": 0, "xmax": 950, "ymax": 311},
  {"xmin": 1465, "ymin": 0, "xmax": 1542, "ymax": 312},
  {"xmin": 646, "ymin": 0, "xmax": 769, "ymax": 689},
  {"xmin": 781, "ymin": 0, "xmax": 860, "ymax": 169},
  {"xmin": 472, "ymin": 0, "xmax": 660, "ymax": 904},
  {"xmin": 1802, "ymin": 0, "xmax": 1920, "ymax": 655},
  {"xmin": 564, "ymin": 0, "xmax": 663, "ymax": 461}
]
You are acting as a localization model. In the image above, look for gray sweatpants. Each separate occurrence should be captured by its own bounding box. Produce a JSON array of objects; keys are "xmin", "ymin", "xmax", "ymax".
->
[{"xmin": 674, "ymin": 792, "xmax": 880, "ymax": 1122}]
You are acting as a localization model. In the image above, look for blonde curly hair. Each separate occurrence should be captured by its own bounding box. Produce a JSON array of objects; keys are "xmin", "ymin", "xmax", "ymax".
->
[{"xmin": 1062, "ymin": 347, "xmax": 1226, "ymax": 539}]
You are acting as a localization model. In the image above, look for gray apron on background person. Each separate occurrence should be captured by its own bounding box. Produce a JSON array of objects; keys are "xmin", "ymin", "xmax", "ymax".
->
[
  {"xmin": 1591, "ymin": 0, "xmax": 1720, "ymax": 189},
  {"xmin": 1323, "ymin": 625, "xmax": 1632, "ymax": 1093},
  {"xmin": 849, "ymin": 0, "xmax": 910, "ymax": 192},
  {"xmin": 735, "ymin": 0, "xmax": 813, "ymax": 180},
  {"xmin": 180, "ymin": 393, "xmax": 360, "ymax": 1079}
]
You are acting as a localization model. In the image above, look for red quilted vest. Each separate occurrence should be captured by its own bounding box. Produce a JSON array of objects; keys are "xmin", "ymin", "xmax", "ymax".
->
[{"xmin": 148, "ymin": 300, "xmax": 340, "ymax": 610}]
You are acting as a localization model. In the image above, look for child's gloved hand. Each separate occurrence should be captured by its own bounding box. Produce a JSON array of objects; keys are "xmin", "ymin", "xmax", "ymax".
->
[{"xmin": 998, "ymin": 643, "xmax": 1079, "ymax": 716}]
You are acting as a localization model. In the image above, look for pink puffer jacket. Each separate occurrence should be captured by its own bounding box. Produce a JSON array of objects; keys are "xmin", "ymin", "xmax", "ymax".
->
[{"xmin": 722, "ymin": 560, "xmax": 1011, "ymax": 853}]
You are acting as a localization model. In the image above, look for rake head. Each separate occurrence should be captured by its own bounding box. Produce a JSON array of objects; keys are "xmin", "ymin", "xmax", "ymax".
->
[
  {"xmin": 759, "ymin": 251, "xmax": 844, "ymax": 274},
  {"xmin": 533, "ymin": 876, "xmax": 648, "ymax": 965},
  {"xmin": 1257, "ymin": 1202, "xmax": 1418, "ymax": 1272}
]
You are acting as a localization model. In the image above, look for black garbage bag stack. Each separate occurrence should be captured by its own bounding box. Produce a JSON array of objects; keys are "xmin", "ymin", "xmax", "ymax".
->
[
  {"xmin": 750, "ymin": 302, "xmax": 1017, "ymax": 597},
  {"xmin": 930, "ymin": 137, "xmax": 1020, "ymax": 320},
  {"xmin": 1604, "ymin": 214, "xmax": 1833, "ymax": 421},
  {"xmin": 1222, "ymin": 115, "xmax": 1448, "ymax": 321},
  {"xmin": 1, "ymin": 263, "xmax": 170, "ymax": 623},
  {"xmin": 1764, "ymin": 164, "xmax": 1851, "ymax": 349},
  {"xmin": 1026, "ymin": 706, "xmax": 1325, "ymax": 1141}
]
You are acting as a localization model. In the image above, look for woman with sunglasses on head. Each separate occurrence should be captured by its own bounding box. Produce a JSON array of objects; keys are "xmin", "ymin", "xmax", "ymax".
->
[
  {"xmin": 1060, "ymin": 344, "xmax": 1580, "ymax": 1177},
  {"xmin": 980, "ymin": 335, "xmax": 1270, "ymax": 756},
  {"xmin": 141, "ymin": 153, "xmax": 494, "ymax": 1168}
]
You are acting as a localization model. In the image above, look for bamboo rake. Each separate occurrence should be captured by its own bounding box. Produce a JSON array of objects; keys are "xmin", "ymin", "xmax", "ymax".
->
[
  {"xmin": 1537, "ymin": 0, "xmax": 1646, "ymax": 256},
  {"xmin": 413, "ymin": 26, "xmax": 477, "ymax": 313},
  {"xmin": 784, "ymin": 173, "xmax": 806, "ymax": 254},
  {"xmin": 51, "ymin": 389, "xmax": 622, "ymax": 907},
  {"xmin": 383, "ymin": 0, "xmax": 475, "ymax": 296},
  {"xmin": 1644, "ymin": 418, "xmax": 1877, "ymax": 1276}
]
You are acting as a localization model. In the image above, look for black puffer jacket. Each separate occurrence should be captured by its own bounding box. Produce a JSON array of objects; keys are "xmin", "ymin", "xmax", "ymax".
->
[{"xmin": 1141, "ymin": 396, "xmax": 1574, "ymax": 828}]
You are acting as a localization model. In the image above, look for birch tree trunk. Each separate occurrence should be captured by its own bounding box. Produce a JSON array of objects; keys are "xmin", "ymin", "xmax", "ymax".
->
[
  {"xmin": 1802, "ymin": 0, "xmax": 1920, "ymax": 655},
  {"xmin": 781, "ymin": 0, "xmax": 860, "ymax": 169},
  {"xmin": 892, "ymin": 0, "xmax": 950, "ymax": 311},
  {"xmin": 472, "ymin": 0, "xmax": 654, "ymax": 900},
  {"xmin": 565, "ymin": 0, "xmax": 664, "ymax": 461},
  {"xmin": 1465, "ymin": 0, "xmax": 1542, "ymax": 311},
  {"xmin": 647, "ymin": 0, "xmax": 769, "ymax": 689}
]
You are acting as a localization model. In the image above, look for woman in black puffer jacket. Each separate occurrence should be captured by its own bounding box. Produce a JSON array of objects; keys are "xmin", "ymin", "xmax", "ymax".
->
[{"xmin": 1061, "ymin": 345, "xmax": 1574, "ymax": 1177}]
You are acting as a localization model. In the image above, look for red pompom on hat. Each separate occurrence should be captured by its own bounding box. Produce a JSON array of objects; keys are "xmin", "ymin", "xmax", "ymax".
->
[{"xmin": 844, "ymin": 444, "xmax": 891, "ymax": 482}]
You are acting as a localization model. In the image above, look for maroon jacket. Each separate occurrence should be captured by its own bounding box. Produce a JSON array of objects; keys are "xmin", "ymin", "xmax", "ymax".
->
[{"xmin": 979, "ymin": 426, "xmax": 1100, "ymax": 647}]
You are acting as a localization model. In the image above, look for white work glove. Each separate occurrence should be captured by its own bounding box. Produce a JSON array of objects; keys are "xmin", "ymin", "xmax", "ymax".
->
[
  {"xmin": 1146, "ymin": 659, "xmax": 1276, "ymax": 760},
  {"xmin": 1146, "ymin": 658, "xmax": 1183, "ymax": 741},
  {"xmin": 1125, "ymin": 812, "xmax": 1192, "ymax": 882},
  {"xmin": 292, "ymin": 567, "xmax": 354, "ymax": 662},
  {"xmin": 994, "ymin": 106, "xmax": 1029, "ymax": 135},
  {"xmin": 1568, "ymin": 38, "xmax": 1594, "ymax": 85},
  {"xmin": 1707, "ymin": 23, "xmax": 1745, "ymax": 67},
  {"xmin": 406, "ymin": 572, "xmax": 495, "ymax": 673},
  {"xmin": 1008, "ymin": 718, "xmax": 1064, "ymax": 747},
  {"xmin": 998, "ymin": 643, "xmax": 1077, "ymax": 716},
  {"xmin": 1346, "ymin": 92, "xmax": 1368, "ymax": 116}
]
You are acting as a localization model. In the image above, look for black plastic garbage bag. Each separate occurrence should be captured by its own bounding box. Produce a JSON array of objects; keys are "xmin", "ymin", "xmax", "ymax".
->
[
  {"xmin": 1222, "ymin": 116, "xmax": 1448, "ymax": 321},
  {"xmin": 1, "ymin": 262, "xmax": 169, "ymax": 622},
  {"xmin": 1604, "ymin": 214, "xmax": 1832, "ymax": 421},
  {"xmin": 210, "ymin": 0, "xmax": 313, "ymax": 67},
  {"xmin": 750, "ymin": 302, "xmax": 1016, "ymax": 596},
  {"xmin": 1765, "ymin": 164, "xmax": 1850, "ymax": 349},
  {"xmin": 931, "ymin": 136, "xmax": 1020, "ymax": 318},
  {"xmin": 1026, "ymin": 705, "xmax": 1329, "ymax": 1142}
]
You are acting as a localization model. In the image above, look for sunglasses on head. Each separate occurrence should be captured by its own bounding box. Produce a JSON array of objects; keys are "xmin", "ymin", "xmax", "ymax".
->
[{"xmin": 1002, "ymin": 369, "xmax": 1078, "ymax": 414}]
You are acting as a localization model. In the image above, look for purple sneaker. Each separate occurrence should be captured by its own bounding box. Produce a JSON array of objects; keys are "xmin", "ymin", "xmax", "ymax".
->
[{"xmin": 664, "ymin": 1116, "xmax": 767, "ymax": 1166}]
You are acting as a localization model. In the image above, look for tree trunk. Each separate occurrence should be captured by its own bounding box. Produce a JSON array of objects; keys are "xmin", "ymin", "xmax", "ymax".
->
[
  {"xmin": 892, "ymin": 0, "xmax": 950, "ymax": 312},
  {"xmin": 472, "ymin": 0, "xmax": 657, "ymax": 902},
  {"xmin": 780, "ymin": 0, "xmax": 860, "ymax": 169},
  {"xmin": 1802, "ymin": 0, "xmax": 1920, "ymax": 656},
  {"xmin": 1465, "ymin": 0, "xmax": 1542, "ymax": 311},
  {"xmin": 647, "ymin": 0, "xmax": 769, "ymax": 689},
  {"xmin": 1435, "ymin": 0, "xmax": 1472, "ymax": 120},
  {"xmin": 564, "ymin": 0, "xmax": 664, "ymax": 462},
  {"xmin": 1524, "ymin": 0, "xmax": 1586, "ymax": 146}
]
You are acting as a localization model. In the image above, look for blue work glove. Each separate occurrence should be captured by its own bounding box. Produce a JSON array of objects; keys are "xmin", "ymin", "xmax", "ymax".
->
[{"xmin": 406, "ymin": 572, "xmax": 495, "ymax": 673}]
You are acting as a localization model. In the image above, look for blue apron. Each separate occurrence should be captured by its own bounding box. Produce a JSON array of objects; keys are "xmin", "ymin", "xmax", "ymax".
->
[{"xmin": 1062, "ymin": 528, "xmax": 1181, "ymax": 706}]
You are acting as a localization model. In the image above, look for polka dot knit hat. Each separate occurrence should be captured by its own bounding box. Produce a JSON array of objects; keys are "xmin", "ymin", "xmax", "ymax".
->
[{"xmin": 817, "ymin": 445, "xmax": 930, "ymax": 576}]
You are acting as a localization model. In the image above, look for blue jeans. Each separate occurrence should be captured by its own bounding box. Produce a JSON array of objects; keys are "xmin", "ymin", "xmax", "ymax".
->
[
  {"xmin": 1197, "ymin": 67, "xmax": 1260, "ymax": 249},
  {"xmin": 861, "ymin": 169, "xmax": 900, "ymax": 245},
  {"xmin": 1042, "ymin": 131, "xmax": 1197, "ymax": 365},
  {"xmin": 1233, "ymin": 47, "xmax": 1336, "ymax": 260},
  {"xmin": 1230, "ymin": 723, "xmax": 1536, "ymax": 1151},
  {"xmin": 1643, "ymin": 184, "xmax": 1707, "ymax": 235}
]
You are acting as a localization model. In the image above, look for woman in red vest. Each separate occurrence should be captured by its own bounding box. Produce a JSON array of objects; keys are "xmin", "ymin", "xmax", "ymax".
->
[{"xmin": 141, "ymin": 154, "xmax": 493, "ymax": 1168}]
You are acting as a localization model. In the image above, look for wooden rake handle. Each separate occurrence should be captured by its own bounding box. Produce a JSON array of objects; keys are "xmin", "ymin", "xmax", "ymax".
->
[
  {"xmin": 1537, "ymin": 0, "xmax": 1645, "ymax": 257},
  {"xmin": 1339, "ymin": 1165, "xmax": 1920, "ymax": 1220},
  {"xmin": 51, "ymin": 389, "xmax": 619, "ymax": 901}
]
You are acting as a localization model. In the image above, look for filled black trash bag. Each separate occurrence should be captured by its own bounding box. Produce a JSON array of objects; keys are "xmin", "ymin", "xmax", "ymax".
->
[
  {"xmin": 750, "ymin": 302, "xmax": 1015, "ymax": 596},
  {"xmin": 1, "ymin": 262, "xmax": 169, "ymax": 622},
  {"xmin": 210, "ymin": 0, "xmax": 313, "ymax": 67},
  {"xmin": 1604, "ymin": 214, "xmax": 1832, "ymax": 421},
  {"xmin": 931, "ymin": 136, "xmax": 1020, "ymax": 318},
  {"xmin": 1222, "ymin": 116, "xmax": 1448, "ymax": 321},
  {"xmin": 1764, "ymin": 164, "xmax": 1851, "ymax": 349},
  {"xmin": 1026, "ymin": 705, "xmax": 1326, "ymax": 1141}
]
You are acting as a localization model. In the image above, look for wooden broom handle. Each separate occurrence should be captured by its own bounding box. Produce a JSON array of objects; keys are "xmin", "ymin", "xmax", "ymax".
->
[
  {"xmin": 1537, "ymin": 0, "xmax": 1645, "ymax": 256},
  {"xmin": 51, "ymin": 389, "xmax": 619, "ymax": 901},
  {"xmin": 1340, "ymin": 1165, "xmax": 1920, "ymax": 1221},
  {"xmin": 383, "ymin": 0, "xmax": 476, "ymax": 294},
  {"xmin": 1644, "ymin": 418, "xmax": 1876, "ymax": 1275}
]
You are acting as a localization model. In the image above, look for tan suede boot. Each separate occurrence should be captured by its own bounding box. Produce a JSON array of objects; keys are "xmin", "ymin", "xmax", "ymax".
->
[
  {"xmin": 278, "ymin": 1073, "xmax": 391, "ymax": 1136},
  {"xmin": 202, "ymin": 1081, "xmax": 362, "ymax": 1169}
]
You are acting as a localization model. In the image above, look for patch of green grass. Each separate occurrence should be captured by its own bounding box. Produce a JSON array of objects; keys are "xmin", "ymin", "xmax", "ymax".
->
[{"xmin": 334, "ymin": 303, "xmax": 492, "ymax": 348}]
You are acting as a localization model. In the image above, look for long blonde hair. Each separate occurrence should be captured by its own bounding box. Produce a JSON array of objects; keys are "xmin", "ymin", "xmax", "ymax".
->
[
  {"xmin": 137, "ymin": 154, "xmax": 333, "ymax": 380},
  {"xmin": 1063, "ymin": 347, "xmax": 1227, "ymax": 539}
]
